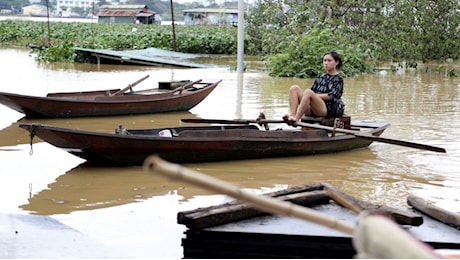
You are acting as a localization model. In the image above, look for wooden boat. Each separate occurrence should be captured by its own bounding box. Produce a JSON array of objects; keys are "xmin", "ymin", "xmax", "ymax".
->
[
  {"xmin": 18, "ymin": 119, "xmax": 390, "ymax": 166},
  {"xmin": 0, "ymin": 76, "xmax": 220, "ymax": 118}
]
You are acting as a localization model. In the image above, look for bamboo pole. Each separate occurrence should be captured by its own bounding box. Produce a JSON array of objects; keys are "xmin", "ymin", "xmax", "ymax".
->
[
  {"xmin": 323, "ymin": 183, "xmax": 362, "ymax": 214},
  {"xmin": 143, "ymin": 155, "xmax": 355, "ymax": 235}
]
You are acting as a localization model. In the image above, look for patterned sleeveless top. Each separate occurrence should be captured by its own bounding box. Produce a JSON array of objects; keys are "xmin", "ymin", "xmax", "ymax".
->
[{"xmin": 311, "ymin": 73, "xmax": 345, "ymax": 118}]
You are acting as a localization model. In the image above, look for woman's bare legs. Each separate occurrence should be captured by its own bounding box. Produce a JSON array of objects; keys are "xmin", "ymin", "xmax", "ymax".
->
[
  {"xmin": 287, "ymin": 86, "xmax": 327, "ymax": 121},
  {"xmin": 308, "ymin": 89, "xmax": 328, "ymax": 117},
  {"xmin": 288, "ymin": 85, "xmax": 304, "ymax": 120}
]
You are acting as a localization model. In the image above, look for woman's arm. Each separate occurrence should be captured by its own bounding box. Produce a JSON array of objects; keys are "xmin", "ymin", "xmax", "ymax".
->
[{"xmin": 318, "ymin": 93, "xmax": 331, "ymax": 101}]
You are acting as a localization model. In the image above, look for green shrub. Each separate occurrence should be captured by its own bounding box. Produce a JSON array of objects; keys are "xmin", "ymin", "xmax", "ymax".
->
[{"xmin": 266, "ymin": 29, "xmax": 371, "ymax": 78}]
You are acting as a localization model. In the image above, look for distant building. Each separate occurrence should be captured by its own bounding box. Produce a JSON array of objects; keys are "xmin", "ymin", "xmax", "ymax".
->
[
  {"xmin": 97, "ymin": 5, "xmax": 161, "ymax": 24},
  {"xmin": 23, "ymin": 4, "xmax": 49, "ymax": 17},
  {"xmin": 183, "ymin": 8, "xmax": 238, "ymax": 26},
  {"xmin": 55, "ymin": 0, "xmax": 93, "ymax": 16}
]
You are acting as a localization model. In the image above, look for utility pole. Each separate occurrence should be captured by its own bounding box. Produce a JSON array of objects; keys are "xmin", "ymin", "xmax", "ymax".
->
[
  {"xmin": 236, "ymin": 0, "xmax": 245, "ymax": 73},
  {"xmin": 170, "ymin": 0, "xmax": 177, "ymax": 51}
]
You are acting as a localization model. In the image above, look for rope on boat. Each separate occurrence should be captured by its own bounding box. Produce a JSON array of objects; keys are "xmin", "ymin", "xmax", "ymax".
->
[{"xmin": 28, "ymin": 125, "xmax": 37, "ymax": 155}]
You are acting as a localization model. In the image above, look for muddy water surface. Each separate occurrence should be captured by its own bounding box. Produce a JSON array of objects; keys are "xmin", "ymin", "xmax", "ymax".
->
[{"xmin": 1, "ymin": 48, "xmax": 459, "ymax": 258}]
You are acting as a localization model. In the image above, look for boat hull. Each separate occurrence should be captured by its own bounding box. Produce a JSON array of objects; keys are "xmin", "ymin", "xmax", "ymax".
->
[
  {"xmin": 0, "ymin": 80, "xmax": 219, "ymax": 118},
  {"xmin": 19, "ymin": 122, "xmax": 389, "ymax": 165}
]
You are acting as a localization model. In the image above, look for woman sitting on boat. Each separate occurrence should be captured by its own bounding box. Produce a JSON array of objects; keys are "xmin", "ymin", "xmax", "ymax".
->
[{"xmin": 286, "ymin": 51, "xmax": 345, "ymax": 121}]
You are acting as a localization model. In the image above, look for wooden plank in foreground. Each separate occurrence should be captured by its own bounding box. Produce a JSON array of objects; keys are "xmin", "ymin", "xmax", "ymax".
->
[
  {"xmin": 178, "ymin": 183, "xmax": 424, "ymax": 229},
  {"xmin": 407, "ymin": 194, "xmax": 460, "ymax": 229},
  {"xmin": 178, "ymin": 183, "xmax": 328, "ymax": 229},
  {"xmin": 323, "ymin": 183, "xmax": 424, "ymax": 226}
]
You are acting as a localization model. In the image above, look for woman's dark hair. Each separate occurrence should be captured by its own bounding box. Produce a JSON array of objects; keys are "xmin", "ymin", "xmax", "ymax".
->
[{"xmin": 324, "ymin": 51, "xmax": 343, "ymax": 71}]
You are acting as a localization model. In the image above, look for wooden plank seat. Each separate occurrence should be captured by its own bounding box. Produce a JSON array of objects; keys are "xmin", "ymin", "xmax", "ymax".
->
[{"xmin": 301, "ymin": 115, "xmax": 351, "ymax": 129}]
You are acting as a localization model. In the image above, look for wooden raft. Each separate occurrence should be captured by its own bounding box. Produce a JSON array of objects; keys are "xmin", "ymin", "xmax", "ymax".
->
[{"xmin": 178, "ymin": 183, "xmax": 423, "ymax": 230}]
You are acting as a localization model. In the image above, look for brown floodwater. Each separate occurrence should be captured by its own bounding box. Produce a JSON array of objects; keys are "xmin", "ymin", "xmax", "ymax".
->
[{"xmin": 1, "ymin": 47, "xmax": 459, "ymax": 258}]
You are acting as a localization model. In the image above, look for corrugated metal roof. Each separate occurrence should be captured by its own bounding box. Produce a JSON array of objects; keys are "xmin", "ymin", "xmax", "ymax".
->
[
  {"xmin": 74, "ymin": 47, "xmax": 212, "ymax": 68},
  {"xmin": 97, "ymin": 10, "xmax": 138, "ymax": 17},
  {"xmin": 96, "ymin": 5, "xmax": 158, "ymax": 17}
]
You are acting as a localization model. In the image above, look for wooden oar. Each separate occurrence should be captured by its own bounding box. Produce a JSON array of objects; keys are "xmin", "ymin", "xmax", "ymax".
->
[
  {"xmin": 283, "ymin": 116, "xmax": 446, "ymax": 153},
  {"xmin": 181, "ymin": 116, "xmax": 446, "ymax": 153},
  {"xmin": 143, "ymin": 155, "xmax": 355, "ymax": 235},
  {"xmin": 112, "ymin": 74, "xmax": 150, "ymax": 96},
  {"xmin": 181, "ymin": 118, "xmax": 285, "ymax": 124},
  {"xmin": 181, "ymin": 115, "xmax": 324, "ymax": 125},
  {"xmin": 173, "ymin": 79, "xmax": 202, "ymax": 94}
]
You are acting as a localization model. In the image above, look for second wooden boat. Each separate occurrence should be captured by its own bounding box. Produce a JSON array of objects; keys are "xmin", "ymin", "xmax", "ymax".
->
[{"xmin": 19, "ymin": 119, "xmax": 389, "ymax": 166}]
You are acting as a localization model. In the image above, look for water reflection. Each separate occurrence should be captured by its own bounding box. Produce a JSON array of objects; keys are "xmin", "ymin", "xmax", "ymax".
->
[
  {"xmin": 20, "ymin": 163, "xmax": 179, "ymax": 215},
  {"xmin": 19, "ymin": 143, "xmax": 452, "ymax": 215}
]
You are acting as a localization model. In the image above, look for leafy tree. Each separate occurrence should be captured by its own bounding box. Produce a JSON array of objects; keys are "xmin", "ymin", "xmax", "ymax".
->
[
  {"xmin": 245, "ymin": 0, "xmax": 292, "ymax": 56},
  {"xmin": 265, "ymin": 28, "xmax": 371, "ymax": 78},
  {"xmin": 246, "ymin": 0, "xmax": 460, "ymax": 77}
]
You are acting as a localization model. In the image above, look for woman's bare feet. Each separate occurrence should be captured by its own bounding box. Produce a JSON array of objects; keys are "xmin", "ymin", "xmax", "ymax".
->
[
  {"xmin": 284, "ymin": 115, "xmax": 299, "ymax": 122},
  {"xmin": 290, "ymin": 115, "xmax": 299, "ymax": 121}
]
